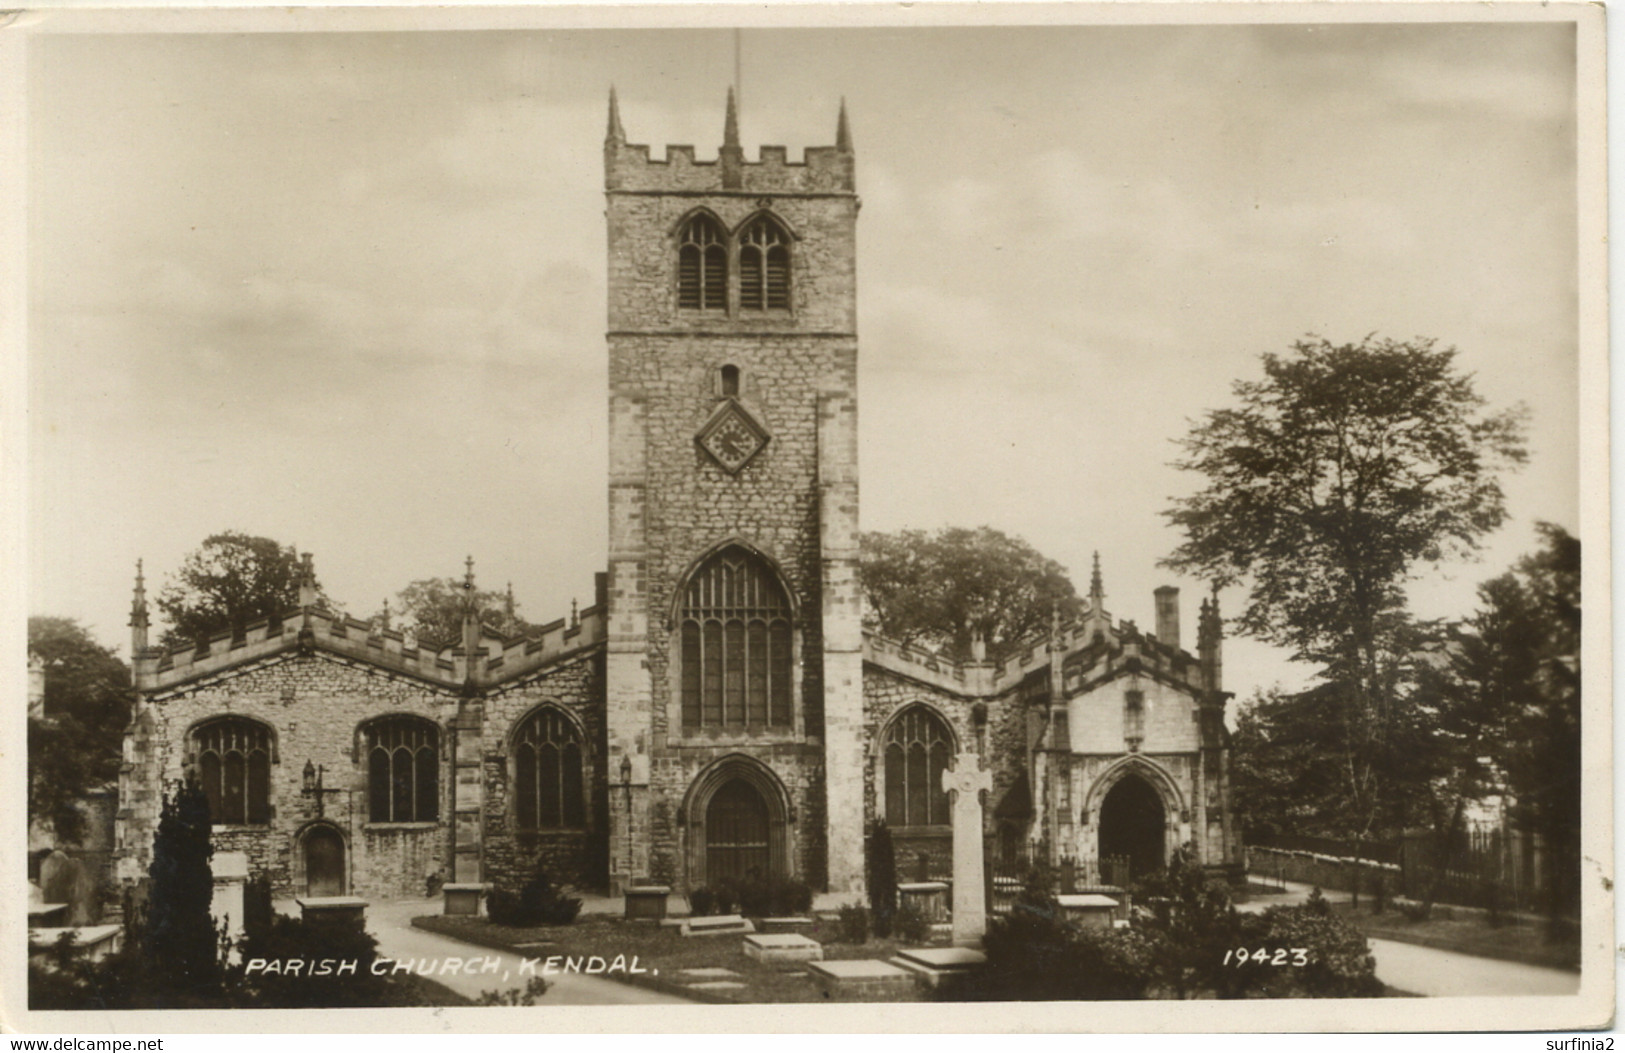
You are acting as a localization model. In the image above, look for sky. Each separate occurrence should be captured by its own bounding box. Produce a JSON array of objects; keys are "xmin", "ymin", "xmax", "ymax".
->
[{"xmin": 23, "ymin": 16, "xmax": 1583, "ymax": 700}]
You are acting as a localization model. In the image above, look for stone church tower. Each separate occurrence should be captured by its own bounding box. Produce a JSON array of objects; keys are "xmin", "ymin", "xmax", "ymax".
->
[{"xmin": 601, "ymin": 92, "xmax": 866, "ymax": 895}]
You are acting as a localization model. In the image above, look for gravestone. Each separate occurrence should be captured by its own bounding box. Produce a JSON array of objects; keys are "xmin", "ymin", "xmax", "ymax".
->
[
  {"xmin": 40, "ymin": 850, "xmax": 99, "ymax": 926},
  {"xmin": 211, "ymin": 851, "xmax": 250, "ymax": 940},
  {"xmin": 942, "ymin": 752, "xmax": 992, "ymax": 946}
]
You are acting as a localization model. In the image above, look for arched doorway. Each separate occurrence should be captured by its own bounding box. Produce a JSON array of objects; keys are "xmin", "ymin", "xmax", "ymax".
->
[
  {"xmin": 1098, "ymin": 775, "xmax": 1166, "ymax": 880},
  {"xmin": 302, "ymin": 825, "xmax": 347, "ymax": 897},
  {"xmin": 705, "ymin": 778, "xmax": 771, "ymax": 883}
]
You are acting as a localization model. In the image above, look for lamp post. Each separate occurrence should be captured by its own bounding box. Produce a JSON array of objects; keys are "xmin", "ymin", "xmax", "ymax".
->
[
  {"xmin": 302, "ymin": 760, "xmax": 344, "ymax": 818},
  {"xmin": 614, "ymin": 754, "xmax": 634, "ymax": 889}
]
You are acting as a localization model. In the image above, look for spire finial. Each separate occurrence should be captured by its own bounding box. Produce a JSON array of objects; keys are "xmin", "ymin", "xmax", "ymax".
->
[
  {"xmin": 130, "ymin": 559, "xmax": 150, "ymax": 635},
  {"xmin": 505, "ymin": 581, "xmax": 515, "ymax": 620},
  {"xmin": 381, "ymin": 599, "xmax": 391, "ymax": 633},
  {"xmin": 571, "ymin": 597, "xmax": 580, "ymax": 628},
  {"xmin": 1090, "ymin": 551, "xmax": 1104, "ymax": 608},
  {"xmin": 724, "ymin": 86, "xmax": 740, "ymax": 149},
  {"xmin": 836, "ymin": 96, "xmax": 852, "ymax": 153},
  {"xmin": 607, "ymin": 85, "xmax": 625, "ymax": 144},
  {"xmin": 464, "ymin": 554, "xmax": 476, "ymax": 592}
]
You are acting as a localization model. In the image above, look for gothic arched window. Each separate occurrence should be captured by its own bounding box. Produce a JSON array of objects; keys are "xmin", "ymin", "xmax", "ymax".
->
[
  {"xmin": 364, "ymin": 716, "xmax": 439, "ymax": 823},
  {"xmin": 738, "ymin": 216, "xmax": 790, "ymax": 311},
  {"xmin": 193, "ymin": 717, "xmax": 272, "ymax": 825},
  {"xmin": 679, "ymin": 547, "xmax": 793, "ymax": 730},
  {"xmin": 513, "ymin": 708, "xmax": 586, "ymax": 829},
  {"xmin": 883, "ymin": 707, "xmax": 952, "ymax": 827},
  {"xmin": 678, "ymin": 214, "xmax": 728, "ymax": 310}
]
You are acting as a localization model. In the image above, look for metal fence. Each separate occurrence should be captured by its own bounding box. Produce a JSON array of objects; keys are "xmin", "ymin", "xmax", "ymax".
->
[{"xmin": 984, "ymin": 839, "xmax": 1130, "ymax": 915}]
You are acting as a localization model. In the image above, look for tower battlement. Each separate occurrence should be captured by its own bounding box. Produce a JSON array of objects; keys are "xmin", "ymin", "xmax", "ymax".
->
[{"xmin": 604, "ymin": 89, "xmax": 854, "ymax": 194}]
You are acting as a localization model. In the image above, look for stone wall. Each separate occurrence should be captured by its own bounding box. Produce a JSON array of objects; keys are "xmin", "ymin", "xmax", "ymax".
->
[
  {"xmin": 480, "ymin": 651, "xmax": 607, "ymax": 890},
  {"xmin": 123, "ymin": 653, "xmax": 459, "ymax": 899}
]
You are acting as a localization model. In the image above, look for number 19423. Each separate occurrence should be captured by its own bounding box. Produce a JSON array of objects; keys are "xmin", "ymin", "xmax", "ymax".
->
[{"xmin": 1224, "ymin": 947, "xmax": 1310, "ymax": 967}]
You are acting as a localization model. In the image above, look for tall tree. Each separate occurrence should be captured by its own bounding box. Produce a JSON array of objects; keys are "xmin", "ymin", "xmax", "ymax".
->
[
  {"xmin": 1164, "ymin": 336, "xmax": 1526, "ymax": 841},
  {"xmin": 859, "ymin": 526, "xmax": 1083, "ymax": 663},
  {"xmin": 28, "ymin": 618, "xmax": 132, "ymax": 845},
  {"xmin": 1424, "ymin": 524, "xmax": 1580, "ymax": 918},
  {"xmin": 156, "ymin": 532, "xmax": 325, "ymax": 648},
  {"xmin": 376, "ymin": 577, "xmax": 533, "ymax": 646}
]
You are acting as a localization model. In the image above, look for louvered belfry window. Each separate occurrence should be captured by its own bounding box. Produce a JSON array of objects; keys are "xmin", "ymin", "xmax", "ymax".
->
[
  {"xmin": 365, "ymin": 717, "xmax": 439, "ymax": 823},
  {"xmin": 195, "ymin": 717, "xmax": 272, "ymax": 825},
  {"xmin": 678, "ymin": 214, "xmax": 728, "ymax": 310},
  {"xmin": 739, "ymin": 216, "xmax": 790, "ymax": 311},
  {"xmin": 883, "ymin": 707, "xmax": 952, "ymax": 827},
  {"xmin": 513, "ymin": 708, "xmax": 586, "ymax": 830},
  {"xmin": 679, "ymin": 547, "xmax": 793, "ymax": 730}
]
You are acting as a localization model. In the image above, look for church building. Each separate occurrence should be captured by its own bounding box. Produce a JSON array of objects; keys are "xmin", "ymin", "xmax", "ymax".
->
[{"xmin": 115, "ymin": 94, "xmax": 1242, "ymax": 902}]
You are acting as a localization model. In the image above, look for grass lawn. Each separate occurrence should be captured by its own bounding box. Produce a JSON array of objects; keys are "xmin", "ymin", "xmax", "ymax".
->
[
  {"xmin": 414, "ymin": 914, "xmax": 925, "ymax": 1003},
  {"xmin": 1330, "ymin": 902, "xmax": 1580, "ymax": 972}
]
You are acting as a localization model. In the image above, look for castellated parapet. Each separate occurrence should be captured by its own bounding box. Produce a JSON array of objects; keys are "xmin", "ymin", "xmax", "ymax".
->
[{"xmin": 135, "ymin": 602, "xmax": 606, "ymax": 696}]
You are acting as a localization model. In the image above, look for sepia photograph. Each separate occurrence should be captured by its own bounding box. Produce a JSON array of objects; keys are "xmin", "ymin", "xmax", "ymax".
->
[{"xmin": 5, "ymin": 2, "xmax": 1611, "ymax": 1034}]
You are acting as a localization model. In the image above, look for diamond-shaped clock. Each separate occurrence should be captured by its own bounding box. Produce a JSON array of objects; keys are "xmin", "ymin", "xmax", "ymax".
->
[{"xmin": 697, "ymin": 399, "xmax": 770, "ymax": 474}]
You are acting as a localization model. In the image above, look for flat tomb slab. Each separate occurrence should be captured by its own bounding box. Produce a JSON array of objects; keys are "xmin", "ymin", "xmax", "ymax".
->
[
  {"xmin": 896, "ymin": 882, "xmax": 949, "ymax": 893},
  {"xmin": 1055, "ymin": 894, "xmax": 1119, "ymax": 909},
  {"xmin": 680, "ymin": 915, "xmax": 754, "ymax": 937},
  {"xmin": 743, "ymin": 933, "xmax": 823, "ymax": 963},
  {"xmin": 688, "ymin": 981, "xmax": 747, "ymax": 992},
  {"xmin": 894, "ymin": 947, "xmax": 986, "ymax": 970},
  {"xmin": 679, "ymin": 967, "xmax": 742, "ymax": 980},
  {"xmin": 805, "ymin": 959, "xmax": 918, "ymax": 1002},
  {"xmin": 807, "ymin": 960, "xmax": 912, "ymax": 980}
]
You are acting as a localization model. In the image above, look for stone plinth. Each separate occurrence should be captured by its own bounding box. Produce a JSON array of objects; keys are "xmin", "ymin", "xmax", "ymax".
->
[
  {"xmin": 892, "ymin": 945, "xmax": 986, "ymax": 988},
  {"xmin": 897, "ymin": 881, "xmax": 950, "ymax": 923},
  {"xmin": 296, "ymin": 896, "xmax": 368, "ymax": 927},
  {"xmin": 805, "ymin": 959, "xmax": 917, "ymax": 1002},
  {"xmin": 442, "ymin": 883, "xmax": 486, "ymax": 917},
  {"xmin": 29, "ymin": 924, "xmax": 124, "ymax": 964},
  {"xmin": 680, "ymin": 914, "xmax": 754, "ymax": 937},
  {"xmin": 757, "ymin": 916, "xmax": 814, "ymax": 935},
  {"xmin": 742, "ymin": 932, "xmax": 823, "ymax": 964},
  {"xmin": 624, "ymin": 885, "xmax": 671, "ymax": 921},
  {"xmin": 1057, "ymin": 893, "xmax": 1120, "ymax": 929}
]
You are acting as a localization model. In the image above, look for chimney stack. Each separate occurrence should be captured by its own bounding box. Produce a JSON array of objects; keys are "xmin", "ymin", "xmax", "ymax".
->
[{"xmin": 1154, "ymin": 586, "xmax": 1180, "ymax": 650}]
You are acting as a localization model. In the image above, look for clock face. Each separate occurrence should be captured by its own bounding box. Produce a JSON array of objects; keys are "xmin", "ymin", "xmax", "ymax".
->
[{"xmin": 697, "ymin": 400, "xmax": 769, "ymax": 473}]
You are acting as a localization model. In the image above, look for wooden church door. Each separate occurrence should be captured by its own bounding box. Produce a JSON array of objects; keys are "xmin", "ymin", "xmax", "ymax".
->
[
  {"xmin": 705, "ymin": 779, "xmax": 770, "ymax": 883},
  {"xmin": 304, "ymin": 827, "xmax": 346, "ymax": 897}
]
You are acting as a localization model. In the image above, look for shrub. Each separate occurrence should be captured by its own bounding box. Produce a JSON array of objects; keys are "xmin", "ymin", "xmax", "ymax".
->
[
  {"xmin": 868, "ymin": 822, "xmax": 898, "ymax": 937},
  {"xmin": 939, "ymin": 903, "xmax": 1159, "ymax": 1001},
  {"xmin": 1226, "ymin": 888, "xmax": 1383, "ymax": 998},
  {"xmin": 487, "ymin": 864, "xmax": 582, "ymax": 927},
  {"xmin": 721, "ymin": 874, "xmax": 814, "ymax": 918},
  {"xmin": 688, "ymin": 886, "xmax": 715, "ymax": 917},
  {"xmin": 894, "ymin": 903, "xmax": 932, "ymax": 945},
  {"xmin": 837, "ymin": 903, "xmax": 871, "ymax": 944}
]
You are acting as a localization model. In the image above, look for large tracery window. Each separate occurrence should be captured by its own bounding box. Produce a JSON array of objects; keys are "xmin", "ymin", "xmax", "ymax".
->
[
  {"xmin": 679, "ymin": 548, "xmax": 793, "ymax": 730},
  {"xmin": 738, "ymin": 216, "xmax": 791, "ymax": 311},
  {"xmin": 513, "ymin": 708, "xmax": 586, "ymax": 830},
  {"xmin": 365, "ymin": 717, "xmax": 439, "ymax": 823},
  {"xmin": 677, "ymin": 214, "xmax": 728, "ymax": 310},
  {"xmin": 194, "ymin": 717, "xmax": 272, "ymax": 825},
  {"xmin": 884, "ymin": 707, "xmax": 952, "ymax": 827}
]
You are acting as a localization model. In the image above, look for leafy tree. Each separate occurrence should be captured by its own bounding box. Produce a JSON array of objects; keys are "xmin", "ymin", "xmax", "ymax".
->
[
  {"xmin": 859, "ymin": 526, "xmax": 1083, "ymax": 663},
  {"xmin": 1422, "ymin": 523, "xmax": 1580, "ymax": 920},
  {"xmin": 27, "ymin": 618, "xmax": 132, "ymax": 845},
  {"xmin": 1164, "ymin": 336, "xmax": 1526, "ymax": 842},
  {"xmin": 156, "ymin": 532, "xmax": 325, "ymax": 648},
  {"xmin": 376, "ymin": 577, "xmax": 532, "ymax": 646}
]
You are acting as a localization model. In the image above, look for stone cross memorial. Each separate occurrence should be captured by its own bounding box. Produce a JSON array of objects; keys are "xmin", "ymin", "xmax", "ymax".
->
[{"xmin": 942, "ymin": 751, "xmax": 992, "ymax": 946}]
